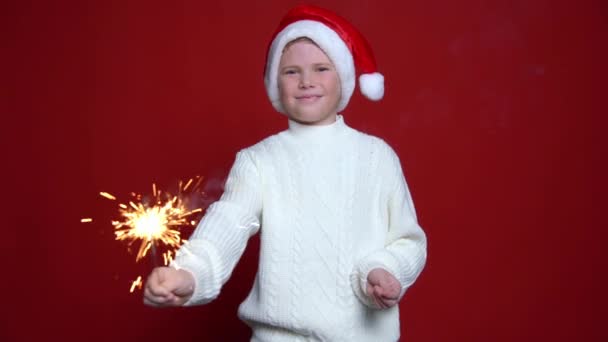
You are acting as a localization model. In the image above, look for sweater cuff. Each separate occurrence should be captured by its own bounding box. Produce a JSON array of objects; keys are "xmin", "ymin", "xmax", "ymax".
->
[
  {"xmin": 170, "ymin": 239, "xmax": 223, "ymax": 306},
  {"xmin": 350, "ymin": 249, "xmax": 406, "ymax": 308}
]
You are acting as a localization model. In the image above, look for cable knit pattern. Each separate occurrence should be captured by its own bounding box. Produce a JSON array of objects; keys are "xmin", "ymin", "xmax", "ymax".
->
[
  {"xmin": 286, "ymin": 143, "xmax": 305, "ymax": 329},
  {"xmin": 172, "ymin": 115, "xmax": 427, "ymax": 342}
]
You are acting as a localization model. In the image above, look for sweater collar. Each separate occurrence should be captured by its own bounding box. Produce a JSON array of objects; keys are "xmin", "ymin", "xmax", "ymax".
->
[{"xmin": 287, "ymin": 115, "xmax": 347, "ymax": 141}]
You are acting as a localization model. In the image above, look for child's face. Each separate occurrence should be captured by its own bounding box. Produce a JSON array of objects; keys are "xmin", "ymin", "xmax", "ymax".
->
[{"xmin": 278, "ymin": 40, "xmax": 341, "ymax": 126}]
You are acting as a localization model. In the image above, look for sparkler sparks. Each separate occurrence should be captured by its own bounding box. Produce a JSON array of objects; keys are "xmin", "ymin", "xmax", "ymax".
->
[
  {"xmin": 100, "ymin": 192, "xmax": 117, "ymax": 200},
  {"xmin": 112, "ymin": 197, "xmax": 202, "ymax": 262},
  {"xmin": 87, "ymin": 176, "xmax": 206, "ymax": 293},
  {"xmin": 130, "ymin": 276, "xmax": 143, "ymax": 293}
]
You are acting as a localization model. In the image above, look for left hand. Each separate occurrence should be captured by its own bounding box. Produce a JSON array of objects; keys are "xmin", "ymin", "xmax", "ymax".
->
[{"xmin": 366, "ymin": 268, "xmax": 401, "ymax": 309}]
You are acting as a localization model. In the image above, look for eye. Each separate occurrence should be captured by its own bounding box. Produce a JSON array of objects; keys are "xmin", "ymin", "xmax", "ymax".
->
[
  {"xmin": 283, "ymin": 69, "xmax": 298, "ymax": 75},
  {"xmin": 317, "ymin": 66, "xmax": 330, "ymax": 72}
]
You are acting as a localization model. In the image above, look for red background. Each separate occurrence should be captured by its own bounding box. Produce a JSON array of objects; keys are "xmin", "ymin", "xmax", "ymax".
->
[{"xmin": 5, "ymin": 0, "xmax": 607, "ymax": 341}]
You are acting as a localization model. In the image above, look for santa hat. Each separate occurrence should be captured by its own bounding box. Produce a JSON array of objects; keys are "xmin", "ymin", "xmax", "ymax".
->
[{"xmin": 264, "ymin": 5, "xmax": 384, "ymax": 114}]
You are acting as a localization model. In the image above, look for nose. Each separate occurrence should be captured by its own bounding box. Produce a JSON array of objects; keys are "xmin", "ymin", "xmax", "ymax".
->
[{"xmin": 298, "ymin": 71, "xmax": 314, "ymax": 89}]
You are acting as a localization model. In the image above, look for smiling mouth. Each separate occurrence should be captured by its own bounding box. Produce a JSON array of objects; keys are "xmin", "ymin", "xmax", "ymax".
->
[{"xmin": 296, "ymin": 95, "xmax": 322, "ymax": 101}]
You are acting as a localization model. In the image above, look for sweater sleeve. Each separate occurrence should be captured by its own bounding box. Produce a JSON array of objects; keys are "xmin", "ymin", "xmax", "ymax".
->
[
  {"xmin": 352, "ymin": 142, "xmax": 427, "ymax": 308},
  {"xmin": 170, "ymin": 149, "xmax": 262, "ymax": 306}
]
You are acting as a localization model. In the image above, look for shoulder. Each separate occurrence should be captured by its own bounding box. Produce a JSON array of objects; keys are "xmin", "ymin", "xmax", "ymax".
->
[
  {"xmin": 347, "ymin": 129, "xmax": 405, "ymax": 181},
  {"xmin": 347, "ymin": 127, "xmax": 398, "ymax": 159},
  {"xmin": 237, "ymin": 131, "xmax": 289, "ymax": 161}
]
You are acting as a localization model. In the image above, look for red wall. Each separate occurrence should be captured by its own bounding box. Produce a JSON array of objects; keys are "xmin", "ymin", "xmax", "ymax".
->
[{"xmin": 5, "ymin": 0, "xmax": 607, "ymax": 340}]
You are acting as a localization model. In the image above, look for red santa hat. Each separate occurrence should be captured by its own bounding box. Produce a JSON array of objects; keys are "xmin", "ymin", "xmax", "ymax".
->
[{"xmin": 264, "ymin": 5, "xmax": 384, "ymax": 114}]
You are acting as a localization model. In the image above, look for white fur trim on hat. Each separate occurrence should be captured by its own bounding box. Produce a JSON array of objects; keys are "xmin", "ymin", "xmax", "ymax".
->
[
  {"xmin": 359, "ymin": 72, "xmax": 384, "ymax": 101},
  {"xmin": 264, "ymin": 20, "xmax": 355, "ymax": 114}
]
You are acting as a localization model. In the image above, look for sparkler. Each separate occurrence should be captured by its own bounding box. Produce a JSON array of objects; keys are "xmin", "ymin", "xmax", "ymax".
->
[{"xmin": 84, "ymin": 176, "xmax": 206, "ymax": 293}]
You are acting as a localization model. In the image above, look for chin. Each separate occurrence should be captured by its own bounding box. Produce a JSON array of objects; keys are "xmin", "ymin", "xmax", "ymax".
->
[
  {"xmin": 293, "ymin": 114, "xmax": 335, "ymax": 125},
  {"xmin": 292, "ymin": 116, "xmax": 319, "ymax": 125}
]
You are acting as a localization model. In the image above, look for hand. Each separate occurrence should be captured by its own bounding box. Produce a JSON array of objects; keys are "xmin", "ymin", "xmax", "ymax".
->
[
  {"xmin": 143, "ymin": 266, "xmax": 195, "ymax": 307},
  {"xmin": 366, "ymin": 268, "xmax": 401, "ymax": 309}
]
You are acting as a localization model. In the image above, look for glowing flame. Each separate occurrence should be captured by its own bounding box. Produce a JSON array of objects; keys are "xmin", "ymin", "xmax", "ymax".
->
[
  {"xmin": 87, "ymin": 176, "xmax": 205, "ymax": 292},
  {"xmin": 113, "ymin": 197, "xmax": 190, "ymax": 262}
]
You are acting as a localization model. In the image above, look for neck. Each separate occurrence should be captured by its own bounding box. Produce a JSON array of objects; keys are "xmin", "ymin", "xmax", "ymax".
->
[{"xmin": 287, "ymin": 115, "xmax": 346, "ymax": 140}]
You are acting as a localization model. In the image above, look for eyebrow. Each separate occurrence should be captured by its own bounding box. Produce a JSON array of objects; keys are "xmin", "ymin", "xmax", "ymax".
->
[{"xmin": 280, "ymin": 62, "xmax": 333, "ymax": 70}]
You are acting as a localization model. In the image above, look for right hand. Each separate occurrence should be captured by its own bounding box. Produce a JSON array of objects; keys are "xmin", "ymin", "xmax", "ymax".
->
[{"xmin": 143, "ymin": 266, "xmax": 195, "ymax": 307}]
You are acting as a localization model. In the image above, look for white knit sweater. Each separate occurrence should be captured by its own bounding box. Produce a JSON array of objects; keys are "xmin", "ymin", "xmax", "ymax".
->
[{"xmin": 172, "ymin": 115, "xmax": 427, "ymax": 342}]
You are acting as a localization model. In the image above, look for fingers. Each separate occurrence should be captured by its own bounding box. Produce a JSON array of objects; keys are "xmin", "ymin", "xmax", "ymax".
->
[
  {"xmin": 367, "ymin": 268, "xmax": 401, "ymax": 308},
  {"xmin": 380, "ymin": 297, "xmax": 398, "ymax": 308},
  {"xmin": 373, "ymin": 286, "xmax": 388, "ymax": 309},
  {"xmin": 378, "ymin": 281, "xmax": 400, "ymax": 301},
  {"xmin": 366, "ymin": 285, "xmax": 386, "ymax": 309},
  {"xmin": 166, "ymin": 269, "xmax": 195, "ymax": 297},
  {"xmin": 366, "ymin": 283, "xmax": 374, "ymax": 297},
  {"xmin": 143, "ymin": 286, "xmax": 173, "ymax": 307},
  {"xmin": 144, "ymin": 281, "xmax": 174, "ymax": 307},
  {"xmin": 367, "ymin": 282, "xmax": 399, "ymax": 310},
  {"xmin": 376, "ymin": 284, "xmax": 398, "ymax": 308},
  {"xmin": 366, "ymin": 283, "xmax": 380, "ymax": 308},
  {"xmin": 383, "ymin": 276, "xmax": 401, "ymax": 299},
  {"xmin": 143, "ymin": 267, "xmax": 181, "ymax": 307}
]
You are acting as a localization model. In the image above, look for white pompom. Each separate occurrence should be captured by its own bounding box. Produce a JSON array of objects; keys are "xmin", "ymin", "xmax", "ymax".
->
[{"xmin": 359, "ymin": 73, "xmax": 384, "ymax": 101}]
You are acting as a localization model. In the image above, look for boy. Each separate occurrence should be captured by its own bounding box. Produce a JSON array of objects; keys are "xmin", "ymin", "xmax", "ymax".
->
[{"xmin": 144, "ymin": 5, "xmax": 427, "ymax": 341}]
